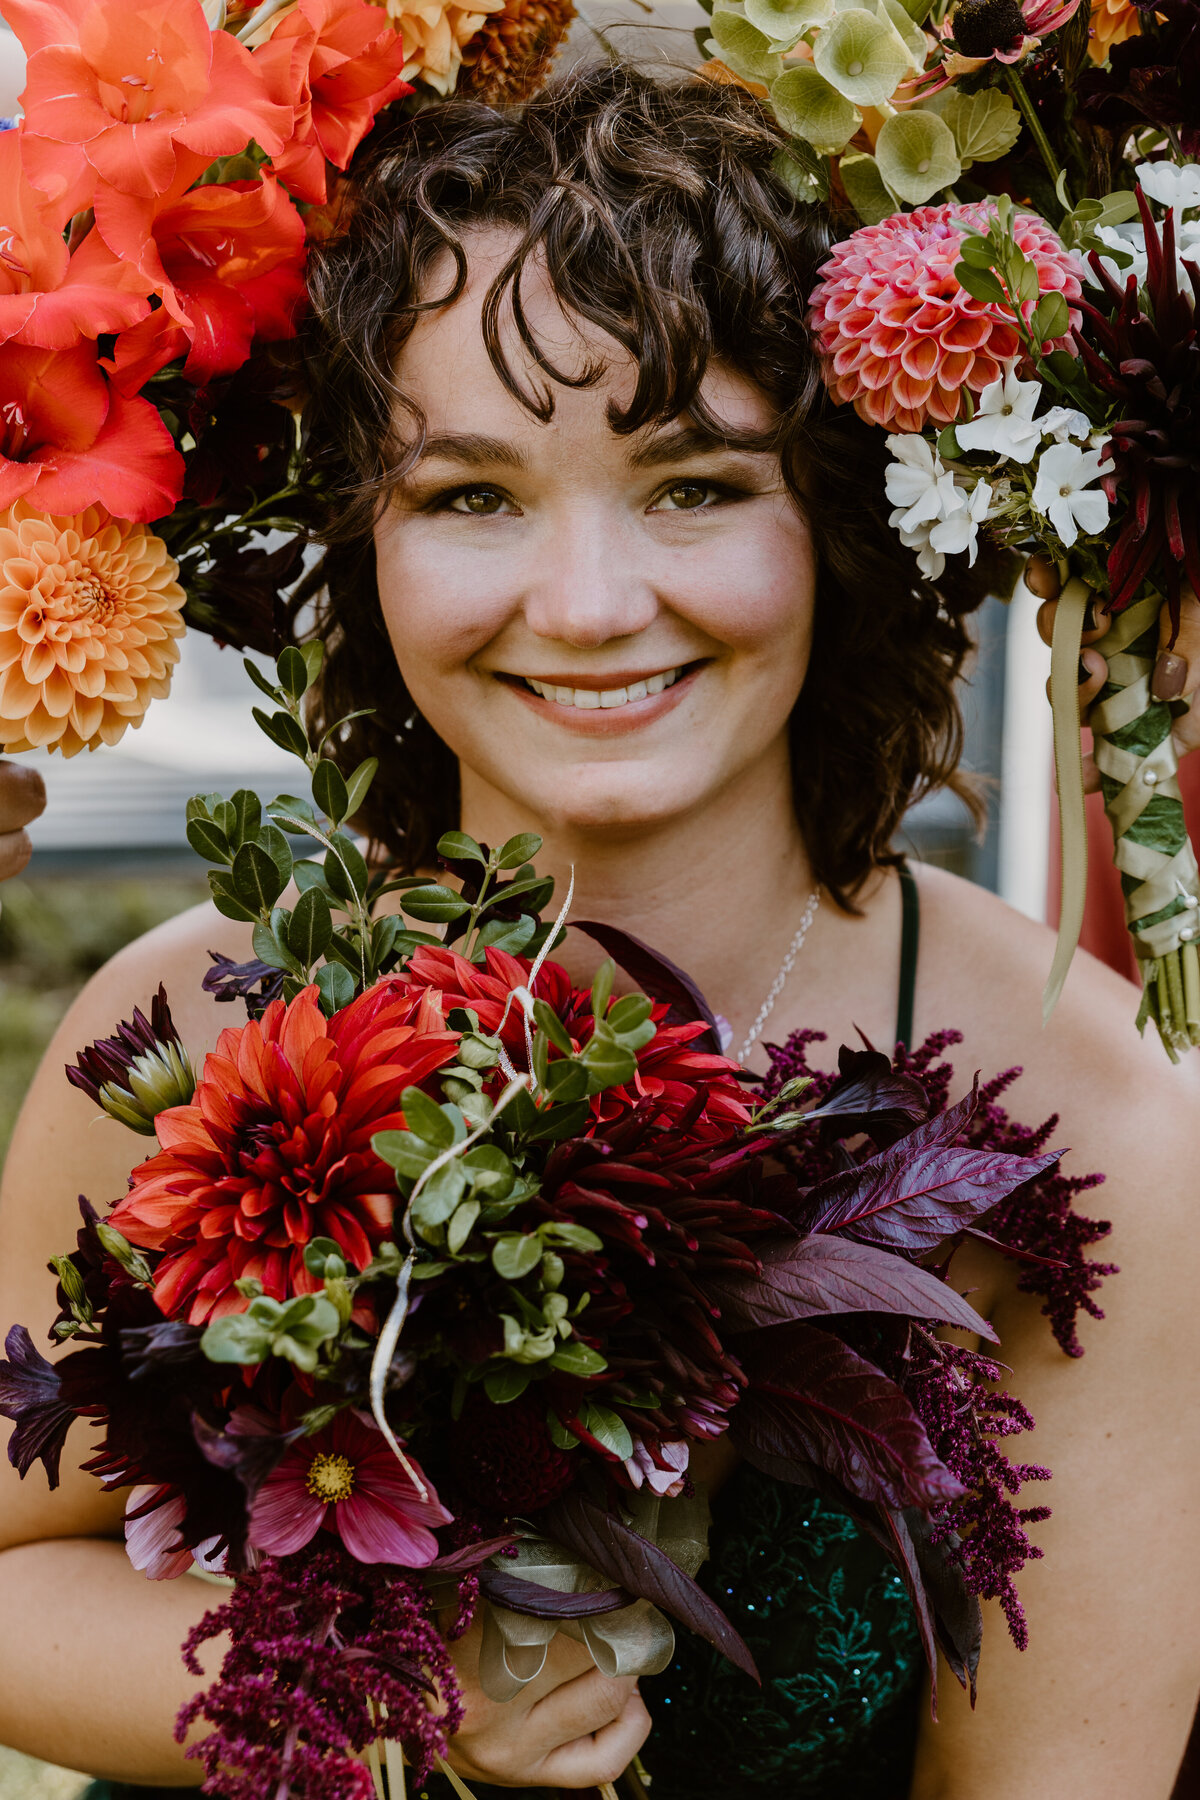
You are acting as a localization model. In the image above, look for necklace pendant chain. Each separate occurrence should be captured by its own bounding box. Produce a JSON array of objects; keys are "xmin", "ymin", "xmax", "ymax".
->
[{"xmin": 738, "ymin": 887, "xmax": 821, "ymax": 1064}]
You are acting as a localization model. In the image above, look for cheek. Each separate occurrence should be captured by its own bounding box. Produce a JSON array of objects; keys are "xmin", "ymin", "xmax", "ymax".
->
[
  {"xmin": 684, "ymin": 505, "xmax": 816, "ymax": 688},
  {"xmin": 372, "ymin": 519, "xmax": 507, "ymax": 696}
]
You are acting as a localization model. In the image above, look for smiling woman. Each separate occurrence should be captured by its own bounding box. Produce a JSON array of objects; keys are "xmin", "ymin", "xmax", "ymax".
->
[{"xmin": 3, "ymin": 57, "xmax": 1200, "ymax": 1800}]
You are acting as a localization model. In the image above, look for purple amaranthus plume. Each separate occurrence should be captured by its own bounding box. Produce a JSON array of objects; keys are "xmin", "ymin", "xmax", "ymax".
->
[
  {"xmin": 66, "ymin": 984, "xmax": 195, "ymax": 1135},
  {"xmin": 758, "ymin": 1027, "xmax": 1113, "ymax": 1650},
  {"xmin": 177, "ymin": 1546, "xmax": 464, "ymax": 1799}
]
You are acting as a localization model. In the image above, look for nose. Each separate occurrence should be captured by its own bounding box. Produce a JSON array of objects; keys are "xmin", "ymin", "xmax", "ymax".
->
[{"xmin": 521, "ymin": 510, "xmax": 659, "ymax": 648}]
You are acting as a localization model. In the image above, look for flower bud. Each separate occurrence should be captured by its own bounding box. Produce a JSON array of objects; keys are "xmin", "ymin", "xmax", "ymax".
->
[
  {"xmin": 68, "ymin": 987, "xmax": 196, "ymax": 1136},
  {"xmin": 94, "ymin": 1223, "xmax": 154, "ymax": 1286}
]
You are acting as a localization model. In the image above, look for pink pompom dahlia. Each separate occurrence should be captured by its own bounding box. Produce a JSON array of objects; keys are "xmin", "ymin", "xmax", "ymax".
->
[{"xmin": 809, "ymin": 202, "xmax": 1083, "ymax": 433}]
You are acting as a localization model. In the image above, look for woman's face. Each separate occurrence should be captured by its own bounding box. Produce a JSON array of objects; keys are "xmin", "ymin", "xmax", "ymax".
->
[{"xmin": 373, "ymin": 234, "xmax": 816, "ymax": 842}]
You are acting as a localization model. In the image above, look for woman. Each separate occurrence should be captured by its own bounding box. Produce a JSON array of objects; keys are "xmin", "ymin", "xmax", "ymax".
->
[{"xmin": 2, "ymin": 65, "xmax": 1199, "ymax": 1800}]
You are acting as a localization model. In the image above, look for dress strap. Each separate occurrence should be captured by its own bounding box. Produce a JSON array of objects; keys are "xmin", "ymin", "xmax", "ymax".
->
[{"xmin": 895, "ymin": 862, "xmax": 920, "ymax": 1050}]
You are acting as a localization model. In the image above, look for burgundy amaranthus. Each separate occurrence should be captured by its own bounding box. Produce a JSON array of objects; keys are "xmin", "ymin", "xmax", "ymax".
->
[
  {"xmin": 762, "ymin": 1025, "xmax": 1114, "ymax": 1647},
  {"xmin": 177, "ymin": 1547, "xmax": 464, "ymax": 1798}
]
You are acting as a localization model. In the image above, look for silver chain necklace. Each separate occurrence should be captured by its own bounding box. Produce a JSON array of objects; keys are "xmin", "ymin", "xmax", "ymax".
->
[{"xmin": 737, "ymin": 887, "xmax": 821, "ymax": 1064}]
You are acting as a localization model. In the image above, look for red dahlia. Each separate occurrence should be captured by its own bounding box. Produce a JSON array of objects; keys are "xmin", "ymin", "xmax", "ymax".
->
[{"xmin": 108, "ymin": 984, "xmax": 458, "ymax": 1324}]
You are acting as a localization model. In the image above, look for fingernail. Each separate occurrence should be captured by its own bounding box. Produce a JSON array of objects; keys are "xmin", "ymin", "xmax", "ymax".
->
[
  {"xmin": 1078, "ymin": 658, "xmax": 1091, "ymax": 685},
  {"xmin": 1083, "ymin": 602, "xmax": 1097, "ymax": 632},
  {"xmin": 1152, "ymin": 652, "xmax": 1187, "ymax": 702}
]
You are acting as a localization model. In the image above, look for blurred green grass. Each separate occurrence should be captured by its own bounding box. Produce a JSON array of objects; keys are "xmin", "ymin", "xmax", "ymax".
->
[
  {"xmin": 0, "ymin": 868, "xmax": 209, "ymax": 1166},
  {"xmin": 0, "ymin": 867, "xmax": 208, "ymax": 1796}
]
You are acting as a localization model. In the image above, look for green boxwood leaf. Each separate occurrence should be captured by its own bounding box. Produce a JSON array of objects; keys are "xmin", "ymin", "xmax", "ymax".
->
[
  {"xmin": 953, "ymin": 261, "xmax": 1007, "ymax": 306},
  {"xmin": 252, "ymin": 920, "xmax": 302, "ymax": 974},
  {"xmin": 401, "ymin": 1085, "xmax": 457, "ymax": 1148},
  {"xmin": 447, "ymin": 1198, "xmax": 481, "ymax": 1254},
  {"xmin": 462, "ymin": 1145, "xmax": 515, "ymax": 1199},
  {"xmin": 186, "ymin": 817, "xmax": 231, "ymax": 865},
  {"xmin": 253, "ymin": 706, "xmax": 310, "ymax": 760},
  {"xmin": 259, "ymin": 822, "xmax": 294, "ymax": 888},
  {"xmin": 300, "ymin": 641, "xmax": 325, "ymax": 686},
  {"xmin": 401, "ymin": 884, "xmax": 471, "ymax": 923},
  {"xmin": 544, "ymin": 1059, "xmax": 589, "ymax": 1104},
  {"xmin": 344, "ymin": 756, "xmax": 379, "ymax": 821},
  {"xmin": 209, "ymin": 873, "xmax": 258, "ymax": 924},
  {"xmin": 438, "ymin": 830, "xmax": 486, "ymax": 864},
  {"xmin": 474, "ymin": 916, "xmax": 537, "ymax": 956},
  {"xmin": 243, "ymin": 657, "xmax": 282, "ymax": 704},
  {"xmin": 288, "ymin": 886, "xmax": 333, "ymax": 966},
  {"xmin": 497, "ymin": 831, "xmax": 543, "ymax": 869},
  {"xmin": 228, "ymin": 788, "xmax": 262, "ymax": 850},
  {"xmin": 313, "ymin": 758, "xmax": 349, "ymax": 826},
  {"xmin": 549, "ymin": 1339, "xmax": 608, "ymax": 1376},
  {"xmin": 580, "ymin": 1402, "xmax": 634, "ymax": 1461},
  {"xmin": 541, "ymin": 1221, "xmax": 605, "ymax": 1253},
  {"xmin": 533, "ymin": 999, "xmax": 575, "ymax": 1056},
  {"xmin": 372, "ymin": 1127, "xmax": 437, "ymax": 1179},
  {"xmin": 276, "ymin": 645, "xmax": 310, "ymax": 701},
  {"xmin": 411, "ymin": 1162, "xmax": 468, "ymax": 1229},
  {"xmin": 492, "ymin": 1233, "xmax": 543, "ymax": 1280},
  {"xmin": 324, "ymin": 833, "xmax": 369, "ymax": 904},
  {"xmin": 484, "ymin": 1364, "xmax": 534, "ymax": 1403},
  {"xmin": 233, "ymin": 842, "xmax": 286, "ymax": 914}
]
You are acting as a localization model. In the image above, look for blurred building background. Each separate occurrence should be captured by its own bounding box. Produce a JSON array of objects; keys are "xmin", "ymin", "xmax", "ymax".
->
[{"xmin": 0, "ymin": 7, "xmax": 1053, "ymax": 1797}]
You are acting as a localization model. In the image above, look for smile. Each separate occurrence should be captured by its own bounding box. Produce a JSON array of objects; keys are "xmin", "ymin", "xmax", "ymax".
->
[{"xmin": 515, "ymin": 665, "xmax": 686, "ymax": 710}]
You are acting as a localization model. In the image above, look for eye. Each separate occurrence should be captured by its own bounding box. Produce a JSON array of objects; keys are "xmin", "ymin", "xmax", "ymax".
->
[
  {"xmin": 446, "ymin": 487, "xmax": 515, "ymax": 516},
  {"xmin": 652, "ymin": 481, "xmax": 722, "ymax": 512}
]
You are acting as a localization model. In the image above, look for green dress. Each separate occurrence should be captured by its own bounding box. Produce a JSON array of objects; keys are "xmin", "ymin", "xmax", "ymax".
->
[{"xmin": 83, "ymin": 874, "xmax": 926, "ymax": 1800}]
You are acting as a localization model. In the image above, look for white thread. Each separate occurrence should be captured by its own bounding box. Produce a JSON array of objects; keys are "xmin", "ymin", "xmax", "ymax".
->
[{"xmin": 737, "ymin": 889, "xmax": 821, "ymax": 1064}]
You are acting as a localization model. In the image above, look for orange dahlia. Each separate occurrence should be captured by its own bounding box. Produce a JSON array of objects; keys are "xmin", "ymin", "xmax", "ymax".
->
[
  {"xmin": 1087, "ymin": 0, "xmax": 1141, "ymax": 60},
  {"xmin": 0, "ymin": 501, "xmax": 186, "ymax": 757},
  {"xmin": 458, "ymin": 0, "xmax": 576, "ymax": 106},
  {"xmin": 808, "ymin": 201, "xmax": 1083, "ymax": 434},
  {"xmin": 107, "ymin": 984, "xmax": 459, "ymax": 1325}
]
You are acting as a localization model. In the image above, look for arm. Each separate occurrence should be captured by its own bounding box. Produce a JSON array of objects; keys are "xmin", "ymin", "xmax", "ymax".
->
[
  {"xmin": 0, "ymin": 902, "xmax": 649, "ymax": 1788},
  {"xmin": 909, "ymin": 876, "xmax": 1200, "ymax": 1799}
]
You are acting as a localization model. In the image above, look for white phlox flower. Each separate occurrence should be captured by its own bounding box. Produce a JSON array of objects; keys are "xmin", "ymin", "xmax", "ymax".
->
[
  {"xmin": 890, "ymin": 514, "xmax": 946, "ymax": 580},
  {"xmin": 883, "ymin": 434, "xmax": 963, "ymax": 532},
  {"xmin": 954, "ymin": 367, "xmax": 1043, "ymax": 464},
  {"xmin": 1135, "ymin": 161, "xmax": 1200, "ymax": 215},
  {"xmin": 1031, "ymin": 441, "xmax": 1111, "ymax": 549},
  {"xmin": 928, "ymin": 478, "xmax": 993, "ymax": 568},
  {"xmin": 1087, "ymin": 222, "xmax": 1149, "ymax": 289},
  {"xmin": 1038, "ymin": 404, "xmax": 1093, "ymax": 443}
]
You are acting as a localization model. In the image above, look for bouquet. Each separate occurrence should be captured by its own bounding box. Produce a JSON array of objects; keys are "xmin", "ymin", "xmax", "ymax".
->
[
  {"xmin": 695, "ymin": 0, "xmax": 1200, "ymax": 1054},
  {"xmin": 0, "ymin": 646, "xmax": 1117, "ymax": 1799}
]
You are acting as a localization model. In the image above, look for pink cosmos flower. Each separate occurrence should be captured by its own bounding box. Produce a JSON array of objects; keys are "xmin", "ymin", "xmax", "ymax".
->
[
  {"xmin": 808, "ymin": 201, "xmax": 1083, "ymax": 433},
  {"xmin": 248, "ymin": 1411, "xmax": 451, "ymax": 1566},
  {"xmin": 624, "ymin": 1437, "xmax": 690, "ymax": 1498}
]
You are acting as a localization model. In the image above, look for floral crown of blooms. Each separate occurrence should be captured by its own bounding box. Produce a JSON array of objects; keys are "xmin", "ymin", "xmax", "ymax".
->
[
  {"xmin": 702, "ymin": 0, "xmax": 1200, "ymax": 1058},
  {"xmin": 0, "ymin": 645, "xmax": 1116, "ymax": 1800},
  {"xmin": 0, "ymin": 0, "xmax": 577, "ymax": 755}
]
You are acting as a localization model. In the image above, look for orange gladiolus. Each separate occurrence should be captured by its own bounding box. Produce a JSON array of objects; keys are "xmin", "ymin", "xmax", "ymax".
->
[
  {"xmin": 97, "ymin": 164, "xmax": 307, "ymax": 388},
  {"xmin": 7, "ymin": 0, "xmax": 295, "ymax": 203},
  {"xmin": 255, "ymin": 0, "xmax": 411, "ymax": 205},
  {"xmin": 0, "ymin": 341, "xmax": 184, "ymax": 522},
  {"xmin": 107, "ymin": 984, "xmax": 460, "ymax": 1324},
  {"xmin": 0, "ymin": 133, "xmax": 151, "ymax": 351}
]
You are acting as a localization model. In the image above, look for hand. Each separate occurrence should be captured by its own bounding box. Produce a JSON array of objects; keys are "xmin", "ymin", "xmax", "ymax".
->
[
  {"xmin": 0, "ymin": 760, "xmax": 46, "ymax": 881},
  {"xmin": 439, "ymin": 1613, "xmax": 652, "ymax": 1789},
  {"xmin": 1032, "ymin": 558, "xmax": 1200, "ymax": 794}
]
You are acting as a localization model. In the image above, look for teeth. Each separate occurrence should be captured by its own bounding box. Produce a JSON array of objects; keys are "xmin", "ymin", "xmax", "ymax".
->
[{"xmin": 523, "ymin": 666, "xmax": 684, "ymax": 709}]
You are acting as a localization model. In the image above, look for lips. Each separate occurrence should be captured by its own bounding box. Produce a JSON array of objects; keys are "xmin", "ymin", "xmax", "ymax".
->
[{"xmin": 515, "ymin": 665, "xmax": 686, "ymax": 711}]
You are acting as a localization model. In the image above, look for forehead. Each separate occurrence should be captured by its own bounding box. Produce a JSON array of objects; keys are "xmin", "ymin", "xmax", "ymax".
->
[{"xmin": 390, "ymin": 227, "xmax": 776, "ymax": 444}]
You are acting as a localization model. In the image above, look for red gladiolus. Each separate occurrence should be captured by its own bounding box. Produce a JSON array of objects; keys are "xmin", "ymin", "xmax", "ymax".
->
[
  {"xmin": 255, "ymin": 0, "xmax": 411, "ymax": 206},
  {"xmin": 0, "ymin": 341, "xmax": 184, "ymax": 521},
  {"xmin": 248, "ymin": 1410, "xmax": 451, "ymax": 1566},
  {"xmin": 0, "ymin": 134, "xmax": 150, "ymax": 351},
  {"xmin": 106, "ymin": 985, "xmax": 459, "ymax": 1325},
  {"xmin": 7, "ymin": 0, "xmax": 294, "ymax": 204},
  {"xmin": 98, "ymin": 165, "xmax": 307, "ymax": 389}
]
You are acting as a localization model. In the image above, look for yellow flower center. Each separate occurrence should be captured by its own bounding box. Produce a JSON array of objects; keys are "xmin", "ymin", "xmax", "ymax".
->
[{"xmin": 305, "ymin": 1450, "xmax": 357, "ymax": 1503}]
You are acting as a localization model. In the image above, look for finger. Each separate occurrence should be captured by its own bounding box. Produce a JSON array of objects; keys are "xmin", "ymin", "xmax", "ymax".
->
[
  {"xmin": 1035, "ymin": 597, "xmax": 1109, "ymax": 651},
  {"xmin": 527, "ymin": 1666, "xmax": 640, "ymax": 1745},
  {"xmin": 0, "ymin": 761, "xmax": 46, "ymax": 834},
  {"xmin": 1045, "ymin": 648, "xmax": 1106, "ymax": 722},
  {"xmin": 536, "ymin": 1686, "xmax": 652, "ymax": 1789},
  {"xmin": 1082, "ymin": 749, "xmax": 1100, "ymax": 795},
  {"xmin": 1153, "ymin": 584, "xmax": 1200, "ymax": 703},
  {"xmin": 0, "ymin": 827, "xmax": 32, "ymax": 881}
]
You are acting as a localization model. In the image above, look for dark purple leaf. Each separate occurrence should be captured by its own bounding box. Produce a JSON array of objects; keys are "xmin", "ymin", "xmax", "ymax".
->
[
  {"xmin": 573, "ymin": 922, "xmax": 723, "ymax": 1054},
  {"xmin": 544, "ymin": 1489, "xmax": 759, "ymax": 1682},
  {"xmin": 425, "ymin": 1536, "xmax": 518, "ymax": 1575},
  {"xmin": 192, "ymin": 1411, "xmax": 295, "ymax": 1498},
  {"xmin": 732, "ymin": 1324, "xmax": 964, "ymax": 1510},
  {"xmin": 804, "ymin": 1087, "xmax": 1062, "ymax": 1250},
  {"xmin": 120, "ymin": 1319, "xmax": 204, "ymax": 1380},
  {"xmin": 963, "ymin": 1227, "xmax": 1066, "ymax": 1270},
  {"xmin": 478, "ymin": 1567, "xmax": 632, "ymax": 1618},
  {"xmin": 707, "ymin": 1235, "xmax": 995, "ymax": 1341},
  {"xmin": 802, "ymin": 1045, "xmax": 931, "ymax": 1145},
  {"xmin": 0, "ymin": 1324, "xmax": 75, "ymax": 1488},
  {"xmin": 900, "ymin": 1508, "xmax": 981, "ymax": 1706}
]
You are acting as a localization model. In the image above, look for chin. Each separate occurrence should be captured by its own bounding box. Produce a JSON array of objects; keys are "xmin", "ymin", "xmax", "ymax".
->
[{"xmin": 506, "ymin": 765, "xmax": 711, "ymax": 838}]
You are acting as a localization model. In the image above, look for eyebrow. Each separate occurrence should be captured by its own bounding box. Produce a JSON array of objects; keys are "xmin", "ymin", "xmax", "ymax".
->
[
  {"xmin": 627, "ymin": 423, "xmax": 775, "ymax": 469},
  {"xmin": 412, "ymin": 432, "xmax": 531, "ymax": 471}
]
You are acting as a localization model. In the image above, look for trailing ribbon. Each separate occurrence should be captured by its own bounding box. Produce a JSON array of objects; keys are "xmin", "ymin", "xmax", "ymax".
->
[{"xmin": 1044, "ymin": 575, "xmax": 1092, "ymax": 1024}]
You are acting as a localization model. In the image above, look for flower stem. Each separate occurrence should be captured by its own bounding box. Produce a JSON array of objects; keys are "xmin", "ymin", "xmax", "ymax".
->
[{"xmin": 1004, "ymin": 66, "xmax": 1067, "ymax": 203}]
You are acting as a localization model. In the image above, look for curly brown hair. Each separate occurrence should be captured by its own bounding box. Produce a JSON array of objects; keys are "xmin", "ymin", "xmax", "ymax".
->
[{"xmin": 296, "ymin": 61, "xmax": 1004, "ymax": 907}]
